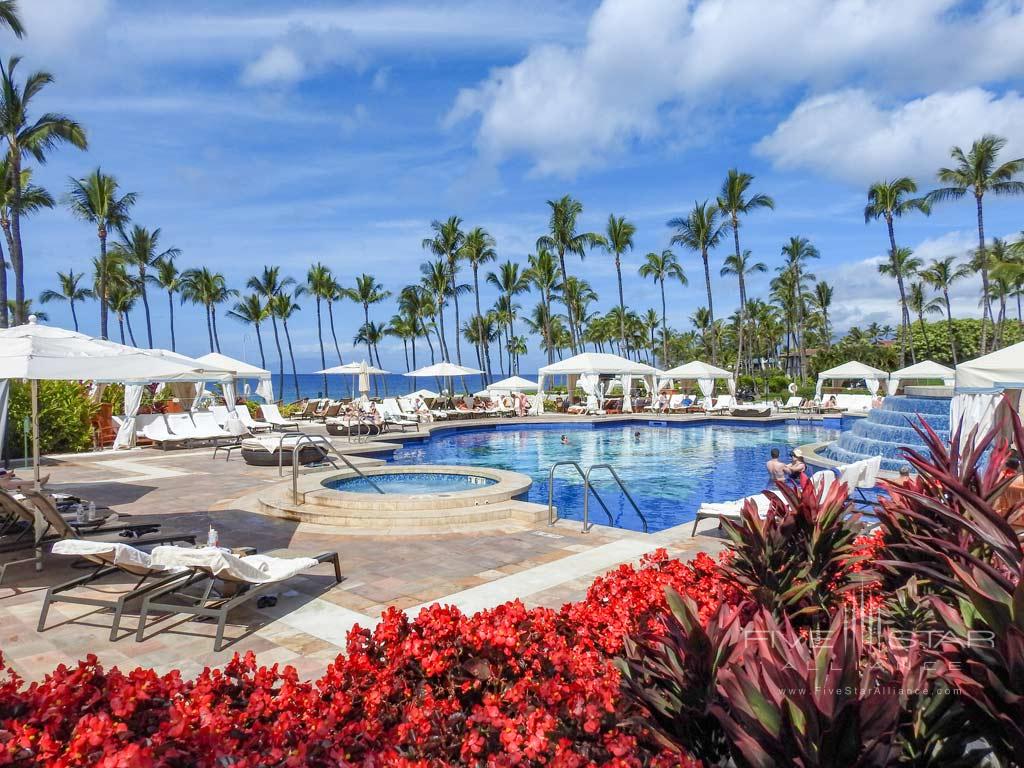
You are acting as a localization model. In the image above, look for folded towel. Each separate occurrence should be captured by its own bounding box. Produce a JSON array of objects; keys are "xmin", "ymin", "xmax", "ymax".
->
[
  {"xmin": 149, "ymin": 546, "xmax": 318, "ymax": 584},
  {"xmin": 52, "ymin": 540, "xmax": 181, "ymax": 575}
]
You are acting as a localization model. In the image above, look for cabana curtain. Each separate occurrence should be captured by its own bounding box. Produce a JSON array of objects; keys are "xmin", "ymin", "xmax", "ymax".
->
[{"xmin": 111, "ymin": 384, "xmax": 145, "ymax": 450}]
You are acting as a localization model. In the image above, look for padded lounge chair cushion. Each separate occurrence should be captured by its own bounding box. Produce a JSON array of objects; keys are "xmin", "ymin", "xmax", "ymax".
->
[
  {"xmin": 698, "ymin": 492, "xmax": 772, "ymax": 519},
  {"xmin": 150, "ymin": 546, "xmax": 318, "ymax": 584}
]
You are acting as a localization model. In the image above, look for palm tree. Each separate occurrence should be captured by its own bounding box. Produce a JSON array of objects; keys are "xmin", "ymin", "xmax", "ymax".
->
[
  {"xmin": 107, "ymin": 277, "xmax": 140, "ymax": 346},
  {"xmin": 7, "ymin": 299, "xmax": 44, "ymax": 322},
  {"xmin": 668, "ymin": 201, "xmax": 726, "ymax": 364},
  {"xmin": 181, "ymin": 267, "xmax": 235, "ymax": 353},
  {"xmin": 420, "ymin": 260, "xmax": 451, "ymax": 360},
  {"xmin": 720, "ymin": 248, "xmax": 767, "ymax": 374},
  {"xmin": 459, "ymin": 226, "xmax": 496, "ymax": 380},
  {"xmin": 386, "ymin": 313, "xmax": 417, "ymax": 372},
  {"xmin": 595, "ymin": 214, "xmax": 636, "ymax": 356},
  {"xmin": 398, "ymin": 284, "xmax": 433, "ymax": 373},
  {"xmin": 920, "ymin": 255, "xmax": 968, "ymax": 364},
  {"xmin": 811, "ymin": 281, "xmax": 834, "ymax": 348},
  {"xmin": 562, "ymin": 276, "xmax": 596, "ymax": 351},
  {"xmin": 270, "ymin": 291, "xmax": 301, "ymax": 401},
  {"xmin": 864, "ymin": 178, "xmax": 929, "ymax": 365},
  {"xmin": 227, "ymin": 294, "xmax": 270, "ymax": 369},
  {"xmin": 907, "ymin": 281, "xmax": 943, "ymax": 356},
  {"xmin": 0, "ymin": 2, "xmax": 24, "ymax": 37},
  {"xmin": 422, "ymin": 216, "xmax": 466, "ymax": 364},
  {"xmin": 525, "ymin": 249, "xmax": 562, "ymax": 364},
  {"xmin": 326, "ymin": 277, "xmax": 345, "ymax": 365},
  {"xmin": 717, "ymin": 169, "xmax": 774, "ymax": 376},
  {"xmin": 0, "ymin": 159, "xmax": 54, "ymax": 327},
  {"xmin": 39, "ymin": 269, "xmax": 92, "ymax": 331},
  {"xmin": 536, "ymin": 195, "xmax": 600, "ymax": 353},
  {"xmin": 927, "ymin": 135, "xmax": 1024, "ymax": 352},
  {"xmin": 877, "ymin": 245, "xmax": 923, "ymax": 363},
  {"xmin": 347, "ymin": 273, "xmax": 391, "ymax": 367},
  {"xmin": 65, "ymin": 168, "xmax": 136, "ymax": 339},
  {"xmin": 778, "ymin": 236, "xmax": 820, "ymax": 381},
  {"xmin": 304, "ymin": 263, "xmax": 336, "ymax": 396},
  {"xmin": 638, "ymin": 249, "xmax": 686, "ymax": 367},
  {"xmin": 247, "ymin": 266, "xmax": 294, "ymax": 399},
  {"xmin": 112, "ymin": 224, "xmax": 179, "ymax": 347},
  {"xmin": 151, "ymin": 255, "xmax": 181, "ymax": 351},
  {"xmin": 486, "ymin": 260, "xmax": 529, "ymax": 374},
  {"xmin": 0, "ymin": 57, "xmax": 87, "ymax": 326}
]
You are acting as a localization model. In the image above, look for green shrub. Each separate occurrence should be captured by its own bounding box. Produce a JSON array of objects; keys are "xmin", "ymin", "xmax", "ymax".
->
[{"xmin": 5, "ymin": 380, "xmax": 95, "ymax": 459}]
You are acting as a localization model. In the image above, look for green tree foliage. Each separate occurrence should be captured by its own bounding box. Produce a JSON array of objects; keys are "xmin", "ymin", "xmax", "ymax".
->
[{"xmin": 4, "ymin": 381, "xmax": 94, "ymax": 458}]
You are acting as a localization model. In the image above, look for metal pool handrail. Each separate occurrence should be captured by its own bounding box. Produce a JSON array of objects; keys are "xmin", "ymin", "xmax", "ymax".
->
[
  {"xmin": 278, "ymin": 432, "xmax": 335, "ymax": 476},
  {"xmin": 287, "ymin": 433, "xmax": 386, "ymax": 504},
  {"xmin": 583, "ymin": 464, "xmax": 648, "ymax": 533},
  {"xmin": 547, "ymin": 461, "xmax": 613, "ymax": 529}
]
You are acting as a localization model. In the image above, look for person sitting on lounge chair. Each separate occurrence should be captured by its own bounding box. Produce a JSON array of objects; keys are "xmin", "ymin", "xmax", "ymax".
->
[{"xmin": 655, "ymin": 393, "xmax": 669, "ymax": 413}]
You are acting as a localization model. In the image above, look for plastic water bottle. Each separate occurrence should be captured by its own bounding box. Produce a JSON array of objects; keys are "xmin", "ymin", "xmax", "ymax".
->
[
  {"xmin": 87, "ymin": 501, "xmax": 96, "ymax": 522},
  {"xmin": 207, "ymin": 525, "xmax": 219, "ymax": 548},
  {"xmin": 75, "ymin": 504, "xmax": 85, "ymax": 524}
]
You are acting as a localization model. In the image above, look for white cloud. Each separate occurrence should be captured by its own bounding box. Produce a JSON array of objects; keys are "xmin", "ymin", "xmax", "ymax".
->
[
  {"xmin": 755, "ymin": 88, "xmax": 1024, "ymax": 185},
  {"xmin": 448, "ymin": 0, "xmax": 1024, "ymax": 176},
  {"xmin": 18, "ymin": 0, "xmax": 110, "ymax": 53},
  {"xmin": 241, "ymin": 44, "xmax": 306, "ymax": 86}
]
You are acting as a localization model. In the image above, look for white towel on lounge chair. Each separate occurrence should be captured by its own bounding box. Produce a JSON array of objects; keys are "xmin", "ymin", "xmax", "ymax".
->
[
  {"xmin": 242, "ymin": 435, "xmax": 329, "ymax": 453},
  {"xmin": 261, "ymin": 403, "xmax": 297, "ymax": 428},
  {"xmin": 51, "ymin": 540, "xmax": 183, "ymax": 577},
  {"xmin": 811, "ymin": 470, "xmax": 837, "ymax": 496},
  {"xmin": 149, "ymin": 546, "xmax": 318, "ymax": 584},
  {"xmin": 698, "ymin": 492, "xmax": 772, "ymax": 519}
]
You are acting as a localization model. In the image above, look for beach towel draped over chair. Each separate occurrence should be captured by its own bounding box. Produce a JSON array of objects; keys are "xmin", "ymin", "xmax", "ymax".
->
[{"xmin": 137, "ymin": 546, "xmax": 342, "ymax": 651}]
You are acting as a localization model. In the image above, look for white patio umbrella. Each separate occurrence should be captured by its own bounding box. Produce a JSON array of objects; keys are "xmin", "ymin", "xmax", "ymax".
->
[
  {"xmin": 486, "ymin": 375, "xmax": 539, "ymax": 391},
  {"xmin": 404, "ymin": 361, "xmax": 482, "ymax": 378},
  {"xmin": 0, "ymin": 318, "xmax": 214, "ymax": 486},
  {"xmin": 317, "ymin": 361, "xmax": 389, "ymax": 399}
]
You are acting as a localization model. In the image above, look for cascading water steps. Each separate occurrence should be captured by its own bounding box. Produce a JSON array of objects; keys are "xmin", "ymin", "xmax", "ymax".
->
[{"xmin": 821, "ymin": 395, "xmax": 951, "ymax": 471}]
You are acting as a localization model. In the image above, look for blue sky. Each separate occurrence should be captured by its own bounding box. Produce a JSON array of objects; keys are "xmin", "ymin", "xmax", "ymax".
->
[{"xmin": 12, "ymin": 0, "xmax": 1024, "ymax": 372}]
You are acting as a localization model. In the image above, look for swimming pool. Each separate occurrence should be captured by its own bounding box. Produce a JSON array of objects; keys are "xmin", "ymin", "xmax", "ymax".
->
[
  {"xmin": 323, "ymin": 472, "xmax": 497, "ymax": 495},
  {"xmin": 389, "ymin": 421, "xmax": 837, "ymax": 532}
]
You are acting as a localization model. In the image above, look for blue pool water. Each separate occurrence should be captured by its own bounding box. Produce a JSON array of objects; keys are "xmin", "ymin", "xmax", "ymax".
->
[
  {"xmin": 389, "ymin": 422, "xmax": 837, "ymax": 533},
  {"xmin": 323, "ymin": 472, "xmax": 497, "ymax": 495}
]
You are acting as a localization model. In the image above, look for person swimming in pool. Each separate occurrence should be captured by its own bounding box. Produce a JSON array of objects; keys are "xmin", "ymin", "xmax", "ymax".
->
[
  {"xmin": 634, "ymin": 431, "xmax": 641, "ymax": 441},
  {"xmin": 766, "ymin": 448, "xmax": 789, "ymax": 487},
  {"xmin": 560, "ymin": 434, "xmax": 570, "ymax": 445}
]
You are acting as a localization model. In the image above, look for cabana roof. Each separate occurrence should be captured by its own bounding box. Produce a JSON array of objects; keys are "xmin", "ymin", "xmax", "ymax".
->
[
  {"xmin": 955, "ymin": 341, "xmax": 1024, "ymax": 392},
  {"xmin": 660, "ymin": 360, "xmax": 732, "ymax": 379},
  {"xmin": 538, "ymin": 352, "xmax": 657, "ymax": 376},
  {"xmin": 817, "ymin": 361, "xmax": 888, "ymax": 380},
  {"xmin": 113, "ymin": 348, "xmax": 234, "ymax": 383},
  {"xmin": 890, "ymin": 360, "xmax": 955, "ymax": 380},
  {"xmin": 195, "ymin": 352, "xmax": 270, "ymax": 378}
]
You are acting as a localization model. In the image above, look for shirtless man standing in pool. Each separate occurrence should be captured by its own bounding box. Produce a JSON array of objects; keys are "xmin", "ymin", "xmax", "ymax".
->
[{"xmin": 766, "ymin": 448, "xmax": 788, "ymax": 488}]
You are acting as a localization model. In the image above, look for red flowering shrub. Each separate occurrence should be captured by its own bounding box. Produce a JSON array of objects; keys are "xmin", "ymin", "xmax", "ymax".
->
[{"xmin": 0, "ymin": 549, "xmax": 718, "ymax": 767}]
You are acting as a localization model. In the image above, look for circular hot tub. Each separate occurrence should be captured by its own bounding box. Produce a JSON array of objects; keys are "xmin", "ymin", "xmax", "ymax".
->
[{"xmin": 259, "ymin": 464, "xmax": 540, "ymax": 530}]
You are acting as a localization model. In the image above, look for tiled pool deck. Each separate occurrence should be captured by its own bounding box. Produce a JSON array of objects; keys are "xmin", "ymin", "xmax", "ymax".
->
[{"xmin": 0, "ymin": 413, "xmax": 788, "ymax": 680}]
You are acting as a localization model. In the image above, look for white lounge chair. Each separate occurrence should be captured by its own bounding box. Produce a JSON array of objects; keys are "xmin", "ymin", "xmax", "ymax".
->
[
  {"xmin": 190, "ymin": 412, "xmax": 235, "ymax": 443},
  {"xmin": 236, "ymin": 406, "xmax": 273, "ymax": 433},
  {"xmin": 692, "ymin": 492, "xmax": 775, "ymax": 535},
  {"xmin": 260, "ymin": 403, "xmax": 299, "ymax": 431},
  {"xmin": 210, "ymin": 405, "xmax": 231, "ymax": 427},
  {"xmin": 137, "ymin": 545, "xmax": 342, "ymax": 651},
  {"xmin": 779, "ymin": 396, "xmax": 804, "ymax": 412},
  {"xmin": 141, "ymin": 415, "xmax": 191, "ymax": 450},
  {"xmin": 708, "ymin": 395, "xmax": 734, "ymax": 414},
  {"xmin": 381, "ymin": 398, "xmax": 419, "ymax": 431}
]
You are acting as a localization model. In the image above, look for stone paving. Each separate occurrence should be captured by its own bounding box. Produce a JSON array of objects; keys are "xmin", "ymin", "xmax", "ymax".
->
[{"xmin": 0, "ymin": 416, "xmax": 730, "ymax": 681}]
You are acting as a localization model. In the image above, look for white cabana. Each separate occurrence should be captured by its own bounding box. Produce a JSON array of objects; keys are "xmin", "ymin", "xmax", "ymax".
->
[
  {"xmin": 659, "ymin": 360, "xmax": 736, "ymax": 405},
  {"xmin": 534, "ymin": 353, "xmax": 658, "ymax": 414},
  {"xmin": 951, "ymin": 341, "xmax": 1024, "ymax": 446},
  {"xmin": 888, "ymin": 360, "xmax": 955, "ymax": 394},
  {"xmin": 0, "ymin": 319, "xmax": 213, "ymax": 483},
  {"xmin": 196, "ymin": 352, "xmax": 274, "ymax": 404},
  {"xmin": 815, "ymin": 361, "xmax": 889, "ymax": 399}
]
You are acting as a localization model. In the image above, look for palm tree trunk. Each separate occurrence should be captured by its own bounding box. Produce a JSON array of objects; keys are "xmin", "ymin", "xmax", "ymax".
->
[
  {"xmin": 886, "ymin": 217, "xmax": 908, "ymax": 367},
  {"xmin": 659, "ymin": 278, "xmax": 668, "ymax": 367},
  {"xmin": 140, "ymin": 279, "xmax": 153, "ymax": 347},
  {"xmin": 70, "ymin": 299, "xmax": 79, "ymax": 332},
  {"xmin": 556, "ymin": 249, "xmax": 576, "ymax": 353},
  {"xmin": 0, "ymin": 237, "xmax": 7, "ymax": 328},
  {"xmin": 270, "ymin": 317, "xmax": 284, "ymax": 401},
  {"xmin": 327, "ymin": 300, "xmax": 343, "ymax": 364},
  {"xmin": 436, "ymin": 301, "xmax": 449, "ymax": 360},
  {"xmin": 117, "ymin": 315, "xmax": 125, "ymax": 343},
  {"xmin": 944, "ymin": 292, "xmax": 958, "ymax": 364},
  {"xmin": 211, "ymin": 305, "xmax": 222, "ymax": 352},
  {"xmin": 205, "ymin": 305, "xmax": 214, "ymax": 352},
  {"xmin": 732, "ymin": 217, "xmax": 744, "ymax": 378},
  {"xmin": 283, "ymin": 318, "xmax": 300, "ymax": 401},
  {"xmin": 701, "ymin": 249, "xmax": 718, "ymax": 364},
  {"xmin": 451, "ymin": 257, "xmax": 464, "ymax": 365},
  {"xmin": 315, "ymin": 297, "xmax": 328, "ymax": 396},
  {"xmin": 125, "ymin": 311, "xmax": 138, "ymax": 347},
  {"xmin": 254, "ymin": 321, "xmax": 266, "ymax": 369},
  {"xmin": 167, "ymin": 290, "xmax": 176, "ymax": 351},
  {"xmin": 98, "ymin": 229, "xmax": 109, "ymax": 339},
  {"xmin": 975, "ymin": 194, "xmax": 991, "ymax": 354},
  {"xmin": 9, "ymin": 154, "xmax": 26, "ymax": 326}
]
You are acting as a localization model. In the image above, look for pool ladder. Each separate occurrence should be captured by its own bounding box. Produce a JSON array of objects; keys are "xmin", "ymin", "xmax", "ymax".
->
[
  {"xmin": 547, "ymin": 461, "xmax": 648, "ymax": 534},
  {"xmin": 281, "ymin": 432, "xmax": 386, "ymax": 504}
]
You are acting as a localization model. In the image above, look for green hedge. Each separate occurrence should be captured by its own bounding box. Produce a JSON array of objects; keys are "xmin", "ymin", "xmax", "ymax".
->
[{"xmin": 5, "ymin": 381, "xmax": 95, "ymax": 459}]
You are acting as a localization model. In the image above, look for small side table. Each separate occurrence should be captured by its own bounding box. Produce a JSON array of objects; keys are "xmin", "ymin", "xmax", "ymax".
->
[{"xmin": 213, "ymin": 440, "xmax": 243, "ymax": 461}]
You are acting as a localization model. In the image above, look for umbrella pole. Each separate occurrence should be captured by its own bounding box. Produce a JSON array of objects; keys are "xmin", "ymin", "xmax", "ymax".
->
[{"xmin": 31, "ymin": 379, "xmax": 40, "ymax": 490}]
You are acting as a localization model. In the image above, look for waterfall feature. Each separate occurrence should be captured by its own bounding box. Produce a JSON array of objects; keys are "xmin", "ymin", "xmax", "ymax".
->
[{"xmin": 821, "ymin": 394, "xmax": 951, "ymax": 472}]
